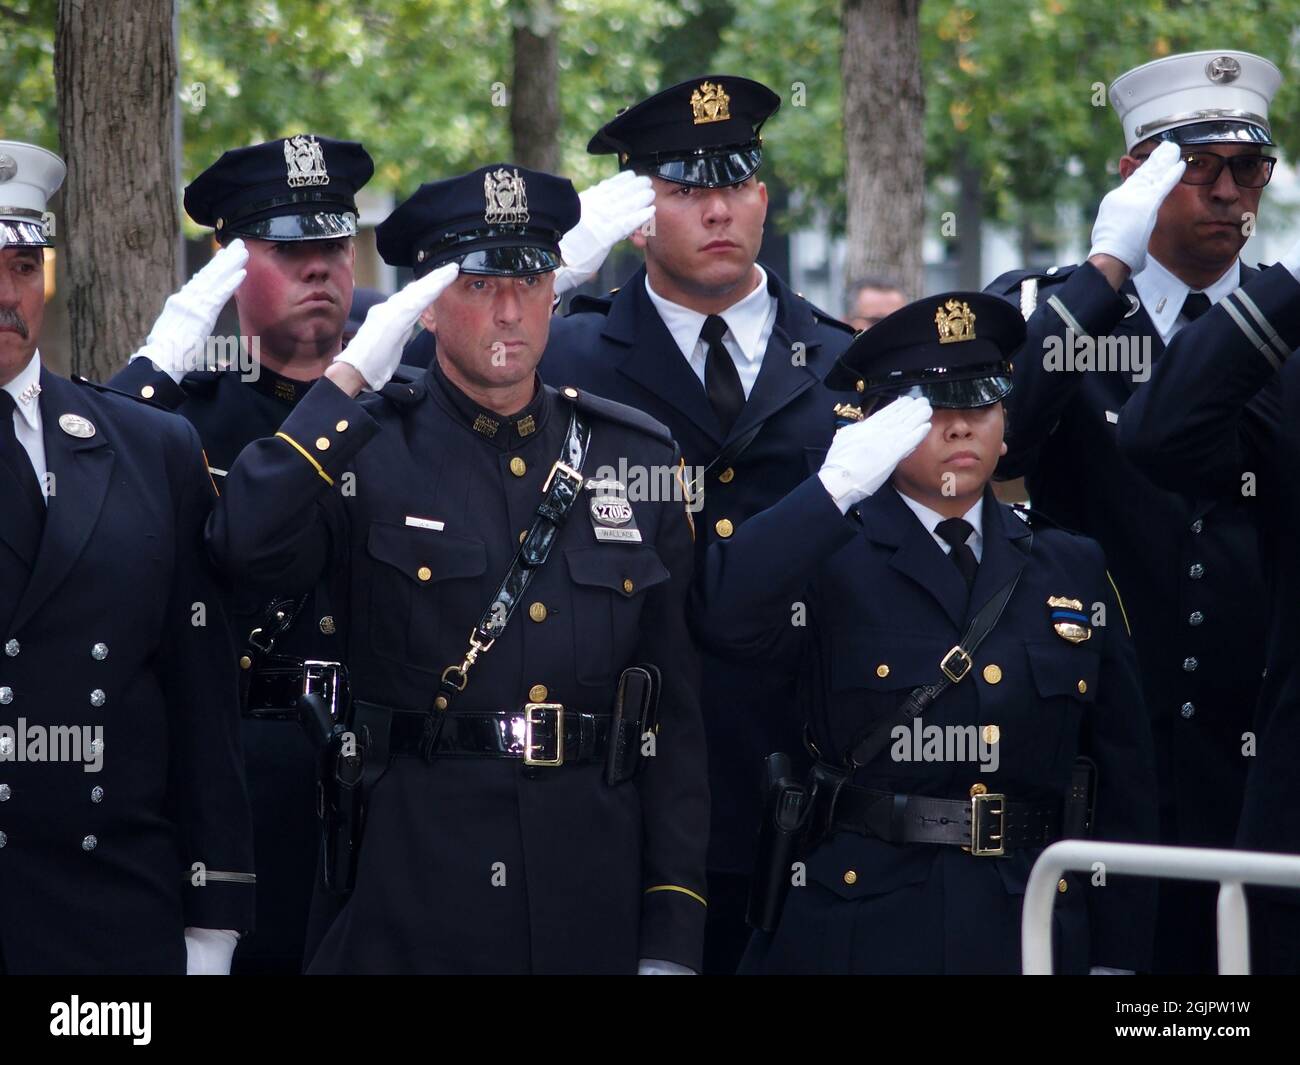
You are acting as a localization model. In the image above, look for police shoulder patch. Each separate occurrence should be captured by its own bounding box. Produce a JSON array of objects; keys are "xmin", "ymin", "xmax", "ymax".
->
[{"xmin": 558, "ymin": 385, "xmax": 675, "ymax": 450}]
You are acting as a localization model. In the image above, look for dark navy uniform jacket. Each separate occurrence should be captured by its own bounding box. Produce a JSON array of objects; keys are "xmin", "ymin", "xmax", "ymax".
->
[
  {"xmin": 207, "ymin": 363, "xmax": 709, "ymax": 974},
  {"xmin": 109, "ymin": 357, "xmax": 331, "ymax": 971},
  {"xmin": 692, "ymin": 475, "xmax": 1158, "ymax": 974},
  {"xmin": 0, "ymin": 369, "xmax": 253, "ymax": 974},
  {"xmin": 518, "ymin": 266, "xmax": 855, "ymax": 875},
  {"xmin": 1118, "ymin": 263, "xmax": 1298, "ymax": 865},
  {"xmin": 988, "ymin": 262, "xmax": 1267, "ymax": 862}
]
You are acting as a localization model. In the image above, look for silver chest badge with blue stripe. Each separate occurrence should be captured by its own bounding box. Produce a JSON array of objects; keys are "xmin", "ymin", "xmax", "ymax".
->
[{"xmin": 1048, "ymin": 596, "xmax": 1091, "ymax": 644}]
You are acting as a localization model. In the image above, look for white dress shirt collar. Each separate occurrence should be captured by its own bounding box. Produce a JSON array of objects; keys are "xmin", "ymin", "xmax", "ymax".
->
[
  {"xmin": 644, "ymin": 265, "xmax": 773, "ymax": 365},
  {"xmin": 3, "ymin": 350, "xmax": 43, "ymax": 433},
  {"xmin": 896, "ymin": 489, "xmax": 985, "ymax": 563},
  {"xmin": 1132, "ymin": 255, "xmax": 1240, "ymax": 344}
]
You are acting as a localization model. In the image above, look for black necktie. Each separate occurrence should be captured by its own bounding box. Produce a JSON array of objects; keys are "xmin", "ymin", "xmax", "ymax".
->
[
  {"xmin": 935, "ymin": 517, "xmax": 978, "ymax": 591},
  {"xmin": 700, "ymin": 314, "xmax": 745, "ymax": 437},
  {"xmin": 1181, "ymin": 292, "xmax": 1212, "ymax": 321},
  {"xmin": 0, "ymin": 391, "xmax": 45, "ymax": 561}
]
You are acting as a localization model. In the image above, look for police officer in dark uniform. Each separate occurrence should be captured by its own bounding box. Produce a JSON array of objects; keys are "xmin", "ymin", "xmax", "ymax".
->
[
  {"xmin": 1119, "ymin": 236, "xmax": 1300, "ymax": 975},
  {"xmin": 0, "ymin": 141, "xmax": 253, "ymax": 974},
  {"xmin": 534, "ymin": 75, "xmax": 856, "ymax": 971},
  {"xmin": 208, "ymin": 164, "xmax": 709, "ymax": 974},
  {"xmin": 110, "ymin": 134, "xmax": 374, "ymax": 972},
  {"xmin": 985, "ymin": 51, "xmax": 1281, "ymax": 973},
  {"xmin": 693, "ymin": 292, "xmax": 1158, "ymax": 974}
]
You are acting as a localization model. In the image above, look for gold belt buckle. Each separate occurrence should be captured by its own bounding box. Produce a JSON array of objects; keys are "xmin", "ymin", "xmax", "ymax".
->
[
  {"xmin": 543, "ymin": 460, "xmax": 583, "ymax": 494},
  {"xmin": 970, "ymin": 792, "xmax": 1006, "ymax": 856},
  {"xmin": 940, "ymin": 645, "xmax": 973, "ymax": 683},
  {"xmin": 523, "ymin": 703, "xmax": 565, "ymax": 767}
]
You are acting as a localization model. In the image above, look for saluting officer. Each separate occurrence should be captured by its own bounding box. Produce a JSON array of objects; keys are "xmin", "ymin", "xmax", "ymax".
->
[
  {"xmin": 109, "ymin": 134, "xmax": 374, "ymax": 974},
  {"xmin": 1119, "ymin": 225, "xmax": 1300, "ymax": 975},
  {"xmin": 0, "ymin": 141, "xmax": 253, "ymax": 974},
  {"xmin": 208, "ymin": 164, "xmax": 709, "ymax": 974},
  {"xmin": 986, "ymin": 51, "xmax": 1281, "ymax": 973},
  {"xmin": 538, "ymin": 75, "xmax": 856, "ymax": 972},
  {"xmin": 693, "ymin": 293, "xmax": 1158, "ymax": 974}
]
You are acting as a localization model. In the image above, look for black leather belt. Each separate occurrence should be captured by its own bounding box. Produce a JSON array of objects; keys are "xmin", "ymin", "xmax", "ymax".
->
[
  {"xmin": 387, "ymin": 703, "xmax": 620, "ymax": 767},
  {"xmin": 830, "ymin": 785, "xmax": 1061, "ymax": 856},
  {"xmin": 244, "ymin": 659, "xmax": 348, "ymax": 723}
]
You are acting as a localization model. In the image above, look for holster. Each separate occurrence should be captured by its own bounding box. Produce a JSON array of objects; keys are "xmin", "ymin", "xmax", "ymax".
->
[
  {"xmin": 317, "ymin": 698, "xmax": 389, "ymax": 896},
  {"xmin": 605, "ymin": 664, "xmax": 660, "ymax": 786},
  {"xmin": 746, "ymin": 753, "xmax": 813, "ymax": 933}
]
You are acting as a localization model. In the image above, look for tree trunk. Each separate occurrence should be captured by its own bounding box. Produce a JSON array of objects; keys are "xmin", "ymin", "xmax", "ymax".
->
[
  {"xmin": 509, "ymin": 0, "xmax": 560, "ymax": 173},
  {"xmin": 956, "ymin": 143, "xmax": 983, "ymax": 289},
  {"xmin": 55, "ymin": 0, "xmax": 179, "ymax": 379},
  {"xmin": 841, "ymin": 0, "xmax": 925, "ymax": 297}
]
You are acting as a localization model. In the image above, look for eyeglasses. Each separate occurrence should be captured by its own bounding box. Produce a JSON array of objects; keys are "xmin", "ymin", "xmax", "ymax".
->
[{"xmin": 1134, "ymin": 150, "xmax": 1277, "ymax": 189}]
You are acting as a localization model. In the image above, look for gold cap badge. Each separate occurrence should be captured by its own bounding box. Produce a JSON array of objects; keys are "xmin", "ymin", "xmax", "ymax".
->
[
  {"xmin": 690, "ymin": 81, "xmax": 731, "ymax": 125},
  {"xmin": 484, "ymin": 167, "xmax": 529, "ymax": 225},
  {"xmin": 935, "ymin": 299, "xmax": 976, "ymax": 344}
]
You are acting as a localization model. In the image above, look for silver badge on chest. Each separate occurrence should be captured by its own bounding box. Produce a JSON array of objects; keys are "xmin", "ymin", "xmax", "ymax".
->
[{"xmin": 587, "ymin": 482, "xmax": 641, "ymax": 543}]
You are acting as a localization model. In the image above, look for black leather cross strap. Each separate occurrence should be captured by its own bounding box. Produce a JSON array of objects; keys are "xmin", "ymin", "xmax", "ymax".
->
[
  {"xmin": 831, "ymin": 785, "xmax": 1062, "ymax": 853},
  {"xmin": 425, "ymin": 406, "xmax": 591, "ymax": 758},
  {"xmin": 845, "ymin": 528, "xmax": 1032, "ymax": 769},
  {"xmin": 386, "ymin": 705, "xmax": 622, "ymax": 766}
]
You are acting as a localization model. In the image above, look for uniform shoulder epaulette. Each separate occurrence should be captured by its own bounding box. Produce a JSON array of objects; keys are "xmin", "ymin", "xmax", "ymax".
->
[
  {"xmin": 375, "ymin": 364, "xmax": 428, "ymax": 408},
  {"xmin": 803, "ymin": 297, "xmax": 857, "ymax": 336},
  {"xmin": 565, "ymin": 291, "xmax": 616, "ymax": 317},
  {"xmin": 556, "ymin": 385, "xmax": 674, "ymax": 450},
  {"xmin": 987, "ymin": 264, "xmax": 1081, "ymax": 320},
  {"xmin": 72, "ymin": 374, "xmax": 171, "ymax": 410},
  {"xmin": 1008, "ymin": 503, "xmax": 1086, "ymax": 537}
]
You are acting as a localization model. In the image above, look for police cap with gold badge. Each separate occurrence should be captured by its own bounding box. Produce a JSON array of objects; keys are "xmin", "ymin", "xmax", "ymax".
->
[
  {"xmin": 375, "ymin": 163, "xmax": 579, "ymax": 278},
  {"xmin": 0, "ymin": 141, "xmax": 66, "ymax": 248},
  {"xmin": 184, "ymin": 134, "xmax": 374, "ymax": 243},
  {"xmin": 587, "ymin": 75, "xmax": 781, "ymax": 188},
  {"xmin": 826, "ymin": 291, "xmax": 1025, "ymax": 409},
  {"xmin": 1109, "ymin": 50, "xmax": 1281, "ymax": 150}
]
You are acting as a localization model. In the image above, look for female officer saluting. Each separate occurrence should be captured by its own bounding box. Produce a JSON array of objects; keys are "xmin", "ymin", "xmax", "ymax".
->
[{"xmin": 693, "ymin": 292, "xmax": 1158, "ymax": 974}]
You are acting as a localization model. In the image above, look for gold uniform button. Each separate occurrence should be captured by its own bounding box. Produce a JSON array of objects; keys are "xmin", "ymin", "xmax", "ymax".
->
[
  {"xmin": 417, "ymin": 566, "xmax": 432, "ymax": 582},
  {"xmin": 335, "ymin": 419, "xmax": 349, "ymax": 433},
  {"xmin": 1077, "ymin": 679, "xmax": 1088, "ymax": 694},
  {"xmin": 876, "ymin": 664, "xmax": 890, "ymax": 678},
  {"xmin": 239, "ymin": 655, "xmax": 252, "ymax": 670},
  {"xmin": 970, "ymin": 782, "xmax": 988, "ymax": 797},
  {"xmin": 843, "ymin": 870, "xmax": 858, "ymax": 885},
  {"xmin": 718, "ymin": 467, "xmax": 735, "ymax": 484},
  {"xmin": 140, "ymin": 385, "xmax": 155, "ymax": 399},
  {"xmin": 434, "ymin": 695, "xmax": 448, "ymax": 711},
  {"xmin": 319, "ymin": 616, "xmax": 336, "ymax": 635},
  {"xmin": 982, "ymin": 664, "xmax": 1002, "ymax": 685},
  {"xmin": 528, "ymin": 602, "xmax": 547, "ymax": 623},
  {"xmin": 855, "ymin": 379, "xmax": 865, "ymax": 393},
  {"xmin": 528, "ymin": 684, "xmax": 548, "ymax": 702},
  {"xmin": 622, "ymin": 578, "xmax": 634, "ymax": 594},
  {"xmin": 510, "ymin": 456, "xmax": 527, "ymax": 477},
  {"xmin": 715, "ymin": 518, "xmax": 734, "ymax": 538},
  {"xmin": 982, "ymin": 724, "xmax": 1000, "ymax": 745},
  {"xmin": 519, "ymin": 530, "xmax": 527, "ymax": 544},
  {"xmin": 315, "ymin": 436, "xmax": 330, "ymax": 452},
  {"xmin": 1057, "ymin": 878, "xmax": 1068, "ymax": 894}
]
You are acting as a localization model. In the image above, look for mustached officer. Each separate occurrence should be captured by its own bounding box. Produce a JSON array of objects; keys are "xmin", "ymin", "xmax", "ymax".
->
[
  {"xmin": 693, "ymin": 292, "xmax": 1158, "ymax": 973},
  {"xmin": 0, "ymin": 141, "xmax": 253, "ymax": 973},
  {"xmin": 208, "ymin": 163, "xmax": 709, "ymax": 973}
]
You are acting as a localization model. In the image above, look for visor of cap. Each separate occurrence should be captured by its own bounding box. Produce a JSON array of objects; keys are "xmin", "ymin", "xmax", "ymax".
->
[
  {"xmin": 629, "ymin": 145, "xmax": 763, "ymax": 187},
  {"xmin": 225, "ymin": 210, "xmax": 358, "ymax": 242},
  {"xmin": 1154, "ymin": 120, "xmax": 1274, "ymax": 146},
  {"xmin": 416, "ymin": 228, "xmax": 563, "ymax": 276},
  {"xmin": 880, "ymin": 374, "xmax": 1013, "ymax": 409},
  {"xmin": 827, "ymin": 359, "xmax": 1011, "ymax": 397},
  {"xmin": 0, "ymin": 219, "xmax": 51, "ymax": 248}
]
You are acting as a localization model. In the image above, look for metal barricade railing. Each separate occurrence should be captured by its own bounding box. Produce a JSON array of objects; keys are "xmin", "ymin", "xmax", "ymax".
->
[{"xmin": 1022, "ymin": 840, "xmax": 1300, "ymax": 974}]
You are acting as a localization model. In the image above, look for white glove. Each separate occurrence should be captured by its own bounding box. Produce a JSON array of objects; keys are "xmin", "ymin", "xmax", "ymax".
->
[
  {"xmin": 637, "ymin": 958, "xmax": 696, "ymax": 975},
  {"xmin": 131, "ymin": 239, "xmax": 248, "ymax": 382},
  {"xmin": 1089, "ymin": 966, "xmax": 1135, "ymax": 975},
  {"xmin": 184, "ymin": 927, "xmax": 239, "ymax": 975},
  {"xmin": 1088, "ymin": 140, "xmax": 1185, "ymax": 272},
  {"xmin": 334, "ymin": 262, "xmax": 459, "ymax": 390},
  {"xmin": 553, "ymin": 171, "xmax": 656, "ymax": 296},
  {"xmin": 1279, "ymin": 233, "xmax": 1300, "ymax": 281},
  {"xmin": 818, "ymin": 396, "xmax": 933, "ymax": 512}
]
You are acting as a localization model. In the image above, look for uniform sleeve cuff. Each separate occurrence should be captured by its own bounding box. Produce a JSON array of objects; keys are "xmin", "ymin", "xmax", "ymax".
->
[{"xmin": 273, "ymin": 376, "xmax": 379, "ymax": 484}]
